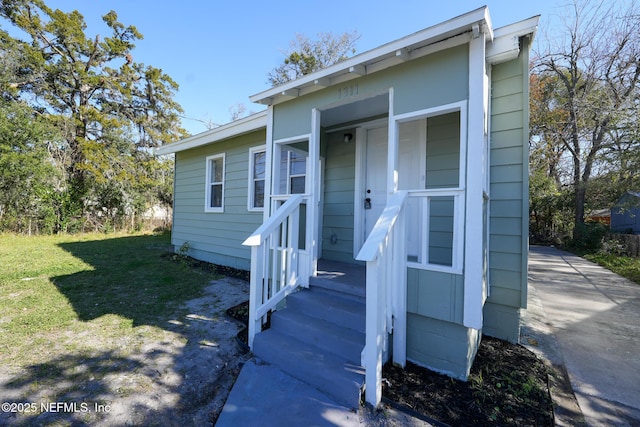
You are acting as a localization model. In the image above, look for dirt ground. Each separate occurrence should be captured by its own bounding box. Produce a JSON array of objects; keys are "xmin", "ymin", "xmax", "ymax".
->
[{"xmin": 0, "ymin": 277, "xmax": 251, "ymax": 426}]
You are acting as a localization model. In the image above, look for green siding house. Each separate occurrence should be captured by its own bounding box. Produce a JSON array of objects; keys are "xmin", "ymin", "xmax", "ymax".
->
[{"xmin": 158, "ymin": 7, "xmax": 538, "ymax": 408}]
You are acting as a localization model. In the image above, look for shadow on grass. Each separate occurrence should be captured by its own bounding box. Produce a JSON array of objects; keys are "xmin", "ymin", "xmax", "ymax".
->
[
  {"xmin": 0, "ymin": 233, "xmax": 251, "ymax": 426},
  {"xmin": 0, "ymin": 347, "xmax": 203, "ymax": 426},
  {"xmin": 1, "ymin": 351, "xmax": 144, "ymax": 426},
  {"xmin": 52, "ymin": 233, "xmax": 210, "ymax": 327}
]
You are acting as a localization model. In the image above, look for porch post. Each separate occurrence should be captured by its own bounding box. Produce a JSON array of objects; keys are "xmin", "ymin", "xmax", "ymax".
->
[
  {"xmin": 463, "ymin": 24, "xmax": 489, "ymax": 330},
  {"xmin": 263, "ymin": 106, "xmax": 274, "ymax": 221},
  {"xmin": 306, "ymin": 108, "xmax": 321, "ymax": 277},
  {"xmin": 387, "ymin": 88, "xmax": 398, "ymax": 194}
]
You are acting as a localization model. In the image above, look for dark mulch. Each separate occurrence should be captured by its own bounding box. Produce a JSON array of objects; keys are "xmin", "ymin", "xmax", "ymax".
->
[
  {"xmin": 225, "ymin": 300, "xmax": 271, "ymax": 351},
  {"xmin": 226, "ymin": 300, "xmax": 250, "ymax": 349},
  {"xmin": 161, "ymin": 252, "xmax": 250, "ymax": 281},
  {"xmin": 383, "ymin": 336, "xmax": 554, "ymax": 426}
]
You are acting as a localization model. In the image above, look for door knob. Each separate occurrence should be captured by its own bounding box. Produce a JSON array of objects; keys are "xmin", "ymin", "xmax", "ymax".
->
[{"xmin": 365, "ymin": 198, "xmax": 372, "ymax": 209}]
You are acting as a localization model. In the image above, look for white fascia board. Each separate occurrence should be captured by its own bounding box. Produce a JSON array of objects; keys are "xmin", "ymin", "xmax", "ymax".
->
[
  {"xmin": 156, "ymin": 110, "xmax": 268, "ymax": 155},
  {"xmin": 250, "ymin": 6, "xmax": 491, "ymax": 106},
  {"xmin": 487, "ymin": 15, "xmax": 540, "ymax": 64}
]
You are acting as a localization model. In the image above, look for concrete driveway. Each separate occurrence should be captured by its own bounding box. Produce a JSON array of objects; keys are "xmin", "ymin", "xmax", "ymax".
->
[{"xmin": 527, "ymin": 246, "xmax": 640, "ymax": 426}]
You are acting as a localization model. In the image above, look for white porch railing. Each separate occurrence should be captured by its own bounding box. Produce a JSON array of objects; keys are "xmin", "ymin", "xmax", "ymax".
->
[
  {"xmin": 356, "ymin": 190, "xmax": 408, "ymax": 407},
  {"xmin": 242, "ymin": 194, "xmax": 305, "ymax": 348}
]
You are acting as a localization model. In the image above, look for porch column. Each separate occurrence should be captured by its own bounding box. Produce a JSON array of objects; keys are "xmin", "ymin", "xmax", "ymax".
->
[
  {"xmin": 263, "ymin": 106, "xmax": 274, "ymax": 222},
  {"xmin": 387, "ymin": 88, "xmax": 398, "ymax": 194},
  {"xmin": 306, "ymin": 108, "xmax": 321, "ymax": 277},
  {"xmin": 463, "ymin": 24, "xmax": 490, "ymax": 330}
]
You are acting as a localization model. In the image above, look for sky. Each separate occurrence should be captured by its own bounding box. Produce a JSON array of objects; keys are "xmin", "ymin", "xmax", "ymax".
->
[{"xmin": 36, "ymin": 0, "xmax": 566, "ymax": 136}]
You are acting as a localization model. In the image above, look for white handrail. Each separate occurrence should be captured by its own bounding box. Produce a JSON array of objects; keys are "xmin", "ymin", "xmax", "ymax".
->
[
  {"xmin": 356, "ymin": 191, "xmax": 408, "ymax": 262},
  {"xmin": 356, "ymin": 190, "xmax": 408, "ymax": 408},
  {"xmin": 243, "ymin": 194, "xmax": 305, "ymax": 348},
  {"xmin": 242, "ymin": 194, "xmax": 304, "ymax": 246}
]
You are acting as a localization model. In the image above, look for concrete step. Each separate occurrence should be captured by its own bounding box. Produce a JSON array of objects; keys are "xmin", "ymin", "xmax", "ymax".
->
[
  {"xmin": 286, "ymin": 287, "xmax": 366, "ymax": 333},
  {"xmin": 309, "ymin": 275, "xmax": 366, "ymax": 300},
  {"xmin": 313, "ymin": 261, "xmax": 366, "ymax": 300},
  {"xmin": 252, "ymin": 328, "xmax": 365, "ymax": 409},
  {"xmin": 270, "ymin": 308, "xmax": 365, "ymax": 362}
]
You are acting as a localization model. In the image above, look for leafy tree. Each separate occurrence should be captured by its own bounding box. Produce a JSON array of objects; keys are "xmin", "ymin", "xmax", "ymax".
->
[
  {"xmin": 0, "ymin": 0, "xmax": 186, "ymax": 225},
  {"xmin": 0, "ymin": 99, "xmax": 62, "ymax": 234},
  {"xmin": 532, "ymin": 0, "xmax": 640, "ymax": 240},
  {"xmin": 267, "ymin": 31, "xmax": 360, "ymax": 86}
]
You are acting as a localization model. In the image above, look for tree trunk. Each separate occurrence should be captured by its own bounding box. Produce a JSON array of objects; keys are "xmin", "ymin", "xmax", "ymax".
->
[{"xmin": 573, "ymin": 182, "xmax": 586, "ymax": 240}]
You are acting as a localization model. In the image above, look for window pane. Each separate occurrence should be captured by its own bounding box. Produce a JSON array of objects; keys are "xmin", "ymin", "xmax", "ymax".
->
[
  {"xmin": 213, "ymin": 158, "xmax": 223, "ymax": 182},
  {"xmin": 425, "ymin": 112, "xmax": 460, "ymax": 189},
  {"xmin": 253, "ymin": 180, "xmax": 264, "ymax": 208},
  {"xmin": 210, "ymin": 184, "xmax": 222, "ymax": 208},
  {"xmin": 253, "ymin": 151, "xmax": 265, "ymax": 179},
  {"xmin": 290, "ymin": 176, "xmax": 305, "ymax": 194},
  {"xmin": 279, "ymin": 150, "xmax": 288, "ymax": 194},
  {"xmin": 290, "ymin": 152, "xmax": 306, "ymax": 175},
  {"xmin": 209, "ymin": 160, "xmax": 216, "ymax": 183},
  {"xmin": 428, "ymin": 196, "xmax": 454, "ymax": 266}
]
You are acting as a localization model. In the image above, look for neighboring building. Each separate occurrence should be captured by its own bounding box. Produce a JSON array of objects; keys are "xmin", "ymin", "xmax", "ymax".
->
[
  {"xmin": 611, "ymin": 192, "xmax": 640, "ymax": 234},
  {"xmin": 158, "ymin": 7, "xmax": 538, "ymax": 408},
  {"xmin": 586, "ymin": 208, "xmax": 611, "ymax": 226}
]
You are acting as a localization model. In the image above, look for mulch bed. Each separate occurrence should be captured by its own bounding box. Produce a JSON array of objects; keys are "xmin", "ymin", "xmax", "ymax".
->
[
  {"xmin": 383, "ymin": 336, "xmax": 554, "ymax": 426},
  {"xmin": 161, "ymin": 252, "xmax": 250, "ymax": 281}
]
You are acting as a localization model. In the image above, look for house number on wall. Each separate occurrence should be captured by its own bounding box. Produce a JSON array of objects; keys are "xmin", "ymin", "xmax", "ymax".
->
[{"xmin": 338, "ymin": 83, "xmax": 358, "ymax": 99}]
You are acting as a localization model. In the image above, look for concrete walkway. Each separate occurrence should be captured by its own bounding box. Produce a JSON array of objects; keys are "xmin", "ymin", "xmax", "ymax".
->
[
  {"xmin": 216, "ymin": 358, "xmax": 434, "ymax": 426},
  {"xmin": 527, "ymin": 246, "xmax": 640, "ymax": 427}
]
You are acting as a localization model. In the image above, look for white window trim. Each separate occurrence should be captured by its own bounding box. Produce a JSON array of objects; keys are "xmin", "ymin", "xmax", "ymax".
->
[
  {"xmin": 390, "ymin": 100, "xmax": 468, "ymax": 275},
  {"xmin": 248, "ymin": 145, "xmax": 266, "ymax": 212},
  {"xmin": 272, "ymin": 135, "xmax": 310, "ymax": 197},
  {"xmin": 205, "ymin": 153, "xmax": 225, "ymax": 213},
  {"xmin": 283, "ymin": 150, "xmax": 307, "ymax": 194}
]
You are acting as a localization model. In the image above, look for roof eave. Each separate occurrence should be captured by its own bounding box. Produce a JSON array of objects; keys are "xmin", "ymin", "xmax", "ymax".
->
[
  {"xmin": 156, "ymin": 110, "xmax": 268, "ymax": 155},
  {"xmin": 487, "ymin": 15, "xmax": 540, "ymax": 64},
  {"xmin": 250, "ymin": 6, "xmax": 491, "ymax": 106}
]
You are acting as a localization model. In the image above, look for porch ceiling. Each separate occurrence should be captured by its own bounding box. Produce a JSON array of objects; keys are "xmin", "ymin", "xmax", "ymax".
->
[{"xmin": 321, "ymin": 94, "xmax": 388, "ymax": 128}]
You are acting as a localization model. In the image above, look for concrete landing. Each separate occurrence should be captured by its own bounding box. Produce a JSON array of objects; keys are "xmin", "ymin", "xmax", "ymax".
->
[
  {"xmin": 216, "ymin": 359, "xmax": 361, "ymax": 427},
  {"xmin": 216, "ymin": 359, "xmax": 435, "ymax": 427}
]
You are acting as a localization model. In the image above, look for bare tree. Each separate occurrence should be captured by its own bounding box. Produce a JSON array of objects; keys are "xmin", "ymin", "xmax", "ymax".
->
[
  {"xmin": 267, "ymin": 31, "xmax": 360, "ymax": 86},
  {"xmin": 532, "ymin": 0, "xmax": 640, "ymax": 239}
]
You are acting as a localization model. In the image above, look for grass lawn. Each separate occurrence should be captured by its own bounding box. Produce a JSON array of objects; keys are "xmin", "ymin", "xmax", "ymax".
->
[
  {"xmin": 0, "ymin": 231, "xmax": 218, "ymax": 368},
  {"xmin": 582, "ymin": 252, "xmax": 640, "ymax": 285}
]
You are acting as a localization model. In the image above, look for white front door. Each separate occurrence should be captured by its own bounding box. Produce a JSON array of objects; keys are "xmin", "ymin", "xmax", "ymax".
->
[{"xmin": 363, "ymin": 126, "xmax": 388, "ymax": 242}]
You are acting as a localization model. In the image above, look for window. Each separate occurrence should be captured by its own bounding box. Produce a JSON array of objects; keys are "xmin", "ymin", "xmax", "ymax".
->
[
  {"xmin": 205, "ymin": 153, "xmax": 225, "ymax": 212},
  {"xmin": 394, "ymin": 102, "xmax": 466, "ymax": 274},
  {"xmin": 248, "ymin": 146, "xmax": 266, "ymax": 211},
  {"xmin": 278, "ymin": 149, "xmax": 307, "ymax": 194}
]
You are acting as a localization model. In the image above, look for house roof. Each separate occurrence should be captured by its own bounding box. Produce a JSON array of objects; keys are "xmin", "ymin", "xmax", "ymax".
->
[
  {"xmin": 250, "ymin": 7, "xmax": 538, "ymax": 107},
  {"xmin": 156, "ymin": 110, "xmax": 267, "ymax": 155},
  {"xmin": 615, "ymin": 191, "xmax": 640, "ymax": 204},
  {"xmin": 157, "ymin": 7, "xmax": 539, "ymax": 156}
]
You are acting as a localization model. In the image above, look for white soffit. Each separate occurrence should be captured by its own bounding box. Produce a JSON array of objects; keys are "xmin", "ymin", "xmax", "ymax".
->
[{"xmin": 487, "ymin": 15, "xmax": 540, "ymax": 64}]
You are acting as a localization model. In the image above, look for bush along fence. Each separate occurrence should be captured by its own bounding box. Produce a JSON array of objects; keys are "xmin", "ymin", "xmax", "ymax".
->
[{"xmin": 606, "ymin": 234, "xmax": 640, "ymax": 257}]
